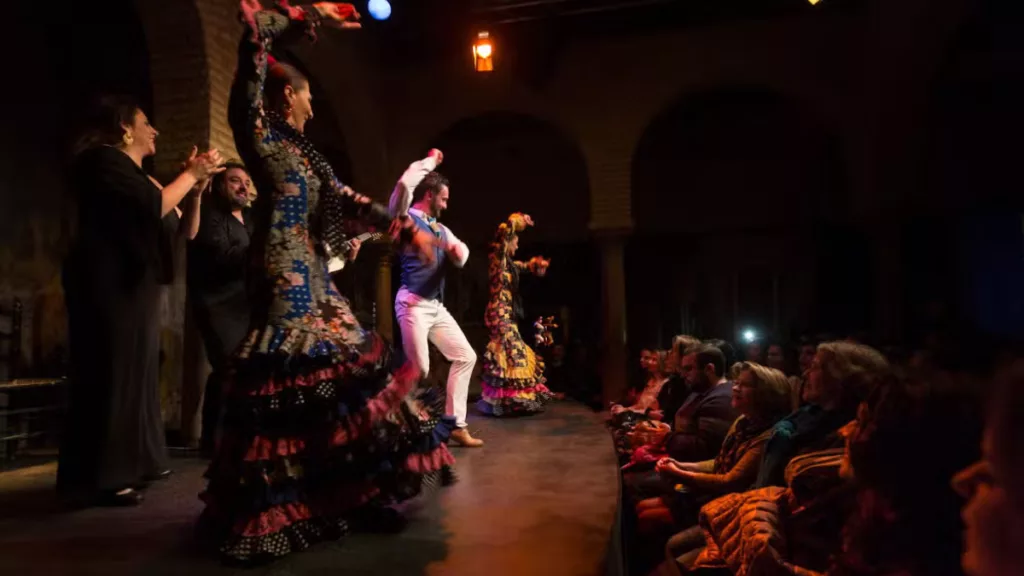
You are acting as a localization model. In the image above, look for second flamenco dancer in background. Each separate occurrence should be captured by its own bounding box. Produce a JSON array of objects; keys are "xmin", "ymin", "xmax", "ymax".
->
[
  {"xmin": 477, "ymin": 213, "xmax": 555, "ymax": 416},
  {"xmin": 199, "ymin": 1, "xmax": 455, "ymax": 565}
]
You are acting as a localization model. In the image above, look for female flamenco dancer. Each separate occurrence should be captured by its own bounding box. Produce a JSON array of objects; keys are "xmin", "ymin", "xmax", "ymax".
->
[
  {"xmin": 198, "ymin": 1, "xmax": 455, "ymax": 564},
  {"xmin": 477, "ymin": 213, "xmax": 555, "ymax": 417}
]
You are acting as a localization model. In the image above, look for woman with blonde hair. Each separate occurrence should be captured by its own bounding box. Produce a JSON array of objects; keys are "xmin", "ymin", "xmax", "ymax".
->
[
  {"xmin": 611, "ymin": 349, "xmax": 670, "ymax": 417},
  {"xmin": 635, "ymin": 362, "xmax": 792, "ymax": 531},
  {"xmin": 754, "ymin": 341, "xmax": 889, "ymax": 488}
]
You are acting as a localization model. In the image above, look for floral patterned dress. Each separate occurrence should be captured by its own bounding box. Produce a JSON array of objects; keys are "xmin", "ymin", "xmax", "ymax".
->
[
  {"xmin": 476, "ymin": 213, "xmax": 554, "ymax": 416},
  {"xmin": 198, "ymin": 5, "xmax": 454, "ymax": 565}
]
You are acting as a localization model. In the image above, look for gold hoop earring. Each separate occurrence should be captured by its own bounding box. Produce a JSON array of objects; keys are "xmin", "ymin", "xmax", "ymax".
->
[{"xmin": 123, "ymin": 133, "xmax": 134, "ymax": 147}]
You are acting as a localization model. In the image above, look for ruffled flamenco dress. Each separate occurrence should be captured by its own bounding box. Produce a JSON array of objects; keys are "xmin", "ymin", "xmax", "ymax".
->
[
  {"xmin": 476, "ymin": 213, "xmax": 554, "ymax": 416},
  {"xmin": 197, "ymin": 3, "xmax": 455, "ymax": 565}
]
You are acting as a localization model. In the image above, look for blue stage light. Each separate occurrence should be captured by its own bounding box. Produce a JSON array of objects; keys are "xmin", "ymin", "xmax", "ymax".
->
[{"xmin": 368, "ymin": 0, "xmax": 391, "ymax": 20}]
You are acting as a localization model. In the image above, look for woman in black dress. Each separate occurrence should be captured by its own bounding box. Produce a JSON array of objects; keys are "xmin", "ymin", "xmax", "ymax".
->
[{"xmin": 59, "ymin": 95, "xmax": 224, "ymax": 506}]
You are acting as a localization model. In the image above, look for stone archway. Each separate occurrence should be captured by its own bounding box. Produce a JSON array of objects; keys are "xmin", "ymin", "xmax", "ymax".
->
[
  {"xmin": 428, "ymin": 111, "xmax": 593, "ymax": 320},
  {"xmin": 629, "ymin": 86, "xmax": 848, "ymax": 348},
  {"xmin": 429, "ymin": 111, "xmax": 591, "ymax": 247}
]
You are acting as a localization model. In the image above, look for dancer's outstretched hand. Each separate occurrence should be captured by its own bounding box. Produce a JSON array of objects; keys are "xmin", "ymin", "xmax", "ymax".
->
[
  {"xmin": 313, "ymin": 3, "xmax": 362, "ymax": 29},
  {"xmin": 522, "ymin": 214, "xmax": 535, "ymax": 227},
  {"xmin": 427, "ymin": 148, "xmax": 444, "ymax": 165},
  {"xmin": 532, "ymin": 256, "xmax": 551, "ymax": 276}
]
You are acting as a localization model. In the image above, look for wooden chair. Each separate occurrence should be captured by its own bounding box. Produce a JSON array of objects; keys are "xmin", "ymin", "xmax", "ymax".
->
[
  {"xmin": 0, "ymin": 298, "xmax": 67, "ymax": 464},
  {"xmin": 0, "ymin": 298, "xmax": 22, "ymax": 381}
]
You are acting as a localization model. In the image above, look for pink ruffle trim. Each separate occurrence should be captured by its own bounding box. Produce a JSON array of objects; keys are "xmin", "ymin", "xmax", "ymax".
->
[
  {"xmin": 481, "ymin": 383, "xmax": 552, "ymax": 399},
  {"xmin": 405, "ymin": 445, "xmax": 455, "ymax": 474},
  {"xmin": 244, "ymin": 436, "xmax": 307, "ymax": 461},
  {"xmin": 256, "ymin": 365, "xmax": 347, "ymax": 396}
]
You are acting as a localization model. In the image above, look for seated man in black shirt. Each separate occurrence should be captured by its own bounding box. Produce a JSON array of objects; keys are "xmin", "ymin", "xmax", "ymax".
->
[{"xmin": 187, "ymin": 161, "xmax": 254, "ymax": 454}]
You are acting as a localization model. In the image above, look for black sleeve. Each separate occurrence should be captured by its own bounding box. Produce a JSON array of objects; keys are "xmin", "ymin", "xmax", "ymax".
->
[
  {"xmin": 192, "ymin": 209, "xmax": 248, "ymax": 273},
  {"xmin": 76, "ymin": 147, "xmax": 163, "ymax": 276},
  {"xmin": 89, "ymin": 147, "xmax": 161, "ymax": 223}
]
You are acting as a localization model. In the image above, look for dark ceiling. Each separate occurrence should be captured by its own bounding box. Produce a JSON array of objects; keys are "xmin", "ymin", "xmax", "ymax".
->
[
  {"xmin": 362, "ymin": 0, "xmax": 849, "ymax": 70},
  {"xmin": 469, "ymin": 0, "xmax": 811, "ymax": 26}
]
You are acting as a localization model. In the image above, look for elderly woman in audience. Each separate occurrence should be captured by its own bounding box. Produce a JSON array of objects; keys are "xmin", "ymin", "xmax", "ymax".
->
[
  {"xmin": 754, "ymin": 341, "xmax": 889, "ymax": 488},
  {"xmin": 635, "ymin": 362, "xmax": 792, "ymax": 533},
  {"xmin": 679, "ymin": 369, "xmax": 981, "ymax": 576},
  {"xmin": 953, "ymin": 359, "xmax": 1024, "ymax": 576}
]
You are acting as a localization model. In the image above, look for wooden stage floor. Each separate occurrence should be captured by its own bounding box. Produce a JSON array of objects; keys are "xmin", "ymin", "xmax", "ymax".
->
[{"xmin": 0, "ymin": 401, "xmax": 619, "ymax": 576}]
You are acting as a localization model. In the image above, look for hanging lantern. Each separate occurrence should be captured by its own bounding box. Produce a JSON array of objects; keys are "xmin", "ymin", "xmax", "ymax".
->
[{"xmin": 473, "ymin": 31, "xmax": 494, "ymax": 72}]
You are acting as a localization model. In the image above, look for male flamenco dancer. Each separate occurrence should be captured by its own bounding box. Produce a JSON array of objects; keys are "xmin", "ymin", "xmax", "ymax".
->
[{"xmin": 389, "ymin": 149, "xmax": 483, "ymax": 447}]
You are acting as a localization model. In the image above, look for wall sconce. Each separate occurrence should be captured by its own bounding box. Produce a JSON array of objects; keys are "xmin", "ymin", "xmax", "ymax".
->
[{"xmin": 473, "ymin": 31, "xmax": 494, "ymax": 72}]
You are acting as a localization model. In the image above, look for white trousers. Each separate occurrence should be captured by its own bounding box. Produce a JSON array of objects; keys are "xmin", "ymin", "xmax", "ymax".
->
[{"xmin": 395, "ymin": 288, "xmax": 477, "ymax": 428}]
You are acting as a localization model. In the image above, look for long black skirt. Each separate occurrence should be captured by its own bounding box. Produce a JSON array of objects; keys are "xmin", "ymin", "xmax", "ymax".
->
[{"xmin": 58, "ymin": 262, "xmax": 168, "ymax": 497}]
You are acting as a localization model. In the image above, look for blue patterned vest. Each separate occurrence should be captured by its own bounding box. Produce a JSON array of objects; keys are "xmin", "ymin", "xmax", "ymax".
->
[{"xmin": 399, "ymin": 212, "xmax": 448, "ymax": 300}]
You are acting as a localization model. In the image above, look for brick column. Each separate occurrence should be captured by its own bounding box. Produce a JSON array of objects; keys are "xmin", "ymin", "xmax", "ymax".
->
[
  {"xmin": 583, "ymin": 138, "xmax": 634, "ymax": 405},
  {"xmin": 195, "ymin": 0, "xmax": 243, "ymax": 159},
  {"xmin": 134, "ymin": 0, "xmax": 244, "ymax": 436},
  {"xmin": 596, "ymin": 230, "xmax": 629, "ymax": 405}
]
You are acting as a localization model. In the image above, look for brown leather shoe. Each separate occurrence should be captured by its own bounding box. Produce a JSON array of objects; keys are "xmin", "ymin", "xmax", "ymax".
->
[{"xmin": 450, "ymin": 428, "xmax": 484, "ymax": 447}]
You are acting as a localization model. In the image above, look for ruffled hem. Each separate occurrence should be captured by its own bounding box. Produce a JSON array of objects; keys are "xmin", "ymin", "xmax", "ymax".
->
[
  {"xmin": 203, "ymin": 325, "xmax": 458, "ymax": 564},
  {"xmin": 476, "ymin": 392, "xmax": 553, "ymax": 417},
  {"xmin": 481, "ymin": 382, "xmax": 551, "ymax": 399},
  {"xmin": 237, "ymin": 501, "xmax": 312, "ymax": 537},
  {"xmin": 403, "ymin": 414, "xmax": 457, "ymax": 454},
  {"xmin": 217, "ymin": 514, "xmax": 348, "ymax": 565},
  {"xmin": 405, "ymin": 444, "xmax": 456, "ymax": 474},
  {"xmin": 480, "ymin": 334, "xmax": 548, "ymax": 386}
]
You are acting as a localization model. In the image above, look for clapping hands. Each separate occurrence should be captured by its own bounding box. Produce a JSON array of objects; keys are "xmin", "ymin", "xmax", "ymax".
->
[{"xmin": 184, "ymin": 146, "xmax": 225, "ymax": 182}]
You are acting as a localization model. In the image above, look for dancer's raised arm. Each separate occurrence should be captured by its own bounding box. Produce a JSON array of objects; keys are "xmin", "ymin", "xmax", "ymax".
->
[
  {"xmin": 389, "ymin": 149, "xmax": 442, "ymax": 218},
  {"xmin": 229, "ymin": 1, "xmax": 360, "ymax": 146}
]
